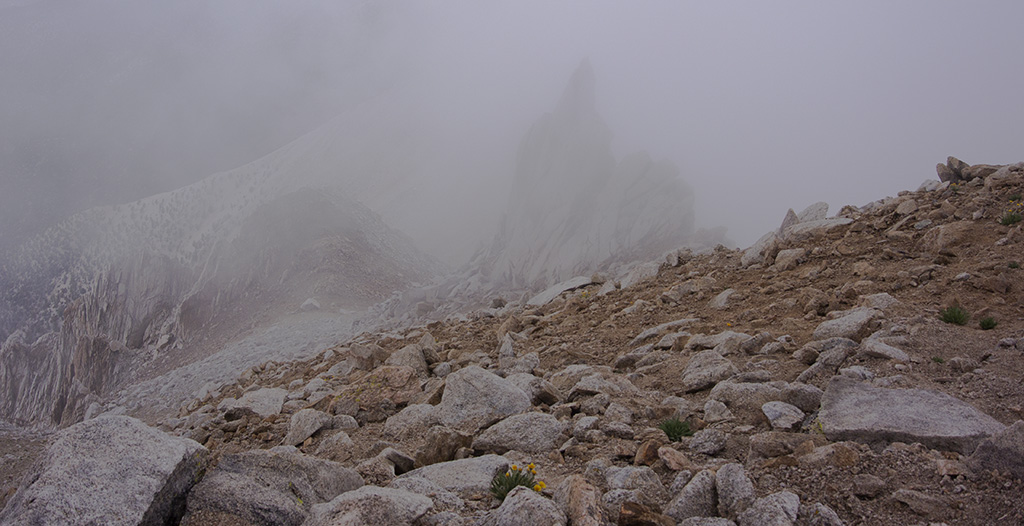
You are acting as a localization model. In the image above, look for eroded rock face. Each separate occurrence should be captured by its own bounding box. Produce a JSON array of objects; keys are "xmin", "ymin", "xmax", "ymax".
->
[
  {"xmin": 819, "ymin": 376, "xmax": 1005, "ymax": 453},
  {"xmin": 0, "ymin": 188, "xmax": 442, "ymax": 428},
  {"xmin": 470, "ymin": 60, "xmax": 696, "ymax": 291},
  {"xmin": 0, "ymin": 416, "xmax": 207, "ymax": 526}
]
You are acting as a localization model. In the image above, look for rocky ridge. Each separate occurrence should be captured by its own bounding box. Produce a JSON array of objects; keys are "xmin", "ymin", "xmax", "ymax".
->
[{"xmin": 3, "ymin": 159, "xmax": 1024, "ymax": 525}]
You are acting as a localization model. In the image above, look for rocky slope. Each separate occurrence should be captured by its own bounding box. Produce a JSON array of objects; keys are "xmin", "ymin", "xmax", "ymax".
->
[{"xmin": 5, "ymin": 158, "xmax": 1021, "ymax": 525}]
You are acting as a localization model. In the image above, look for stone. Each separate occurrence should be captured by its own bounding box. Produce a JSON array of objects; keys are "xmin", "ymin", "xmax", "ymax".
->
[
  {"xmin": 891, "ymin": 489, "xmax": 948, "ymax": 519},
  {"xmin": 936, "ymin": 163, "xmax": 957, "ymax": 182},
  {"xmin": 396, "ymin": 454, "xmax": 508, "ymax": 497},
  {"xmin": 315, "ymin": 431, "xmax": 356, "ymax": 463},
  {"xmin": 778, "ymin": 209, "xmax": 799, "ymax": 234},
  {"xmin": 741, "ymin": 231, "xmax": 779, "ymax": 268},
  {"xmin": 704, "ymin": 399, "xmax": 734, "ymax": 423},
  {"xmin": 472, "ymin": 412, "xmax": 567, "ymax": 454},
  {"xmin": 416, "ymin": 425, "xmax": 473, "ymax": 467},
  {"xmin": 488, "ymin": 486, "xmax": 567, "ymax": 526},
  {"xmin": 681, "ymin": 351, "xmax": 737, "ymax": 393},
  {"xmin": 773, "ymin": 248, "xmax": 806, "ymax": 271},
  {"xmin": 568, "ymin": 373, "xmax": 638, "ymax": 400},
  {"xmin": 283, "ymin": 408, "xmax": 333, "ymax": 446},
  {"xmin": 617, "ymin": 501, "xmax": 675, "ymax": 526},
  {"xmin": 709, "ymin": 381, "xmax": 785, "ymax": 422},
  {"xmin": 811, "ymin": 308, "xmax": 880, "ymax": 342},
  {"xmin": 761, "ymin": 401, "xmax": 805, "ymax": 431},
  {"xmin": 605, "ymin": 466, "xmax": 670, "ymax": 507},
  {"xmin": 306, "ymin": 486, "xmax": 432, "ymax": 526},
  {"xmin": 859, "ymin": 333, "xmax": 909, "ymax": 362},
  {"xmin": 182, "ymin": 448, "xmax": 362, "ymax": 526},
  {"xmin": 690, "ymin": 429, "xmax": 728, "ymax": 456},
  {"xmin": 716, "ymin": 463, "xmax": 754, "ymax": 519},
  {"xmin": 708, "ymin": 289, "xmax": 737, "ymax": 310},
  {"xmin": 620, "ymin": 262, "xmax": 662, "ymax": 290},
  {"xmin": 384, "ymin": 404, "xmax": 438, "ymax": 441},
  {"xmin": 802, "ymin": 503, "xmax": 844, "ymax": 526},
  {"xmin": 785, "ymin": 218, "xmax": 852, "ymax": 240},
  {"xmin": 0, "ymin": 416, "xmax": 207, "ymax": 526},
  {"xmin": 554, "ymin": 475, "xmax": 607, "ymax": 526},
  {"xmin": 819, "ymin": 376, "xmax": 1006, "ymax": 454},
  {"xmin": 385, "ymin": 344, "xmax": 429, "ymax": 377},
  {"xmin": 629, "ymin": 318, "xmax": 700, "ymax": 346},
  {"xmin": 852, "ymin": 474, "xmax": 886, "ymax": 498},
  {"xmin": 338, "ymin": 365, "xmax": 421, "ymax": 413},
  {"xmin": 658, "ymin": 446, "xmax": 693, "ymax": 471},
  {"xmin": 737, "ymin": 491, "xmax": 799, "ymax": 526},
  {"xmin": 223, "ymin": 387, "xmax": 287, "ymax": 418},
  {"xmin": 781, "ymin": 383, "xmax": 823, "ymax": 413},
  {"xmin": 680, "ymin": 519, "xmax": 737, "ymax": 526},
  {"xmin": 387, "ymin": 477, "xmax": 463, "ymax": 512},
  {"xmin": 748, "ymin": 432, "xmax": 826, "ymax": 459},
  {"xmin": 895, "ymin": 199, "xmax": 918, "ymax": 215},
  {"xmin": 527, "ymin": 276, "xmax": 593, "ymax": 305},
  {"xmin": 664, "ymin": 469, "xmax": 717, "ymax": 521},
  {"xmin": 968, "ymin": 420, "xmax": 1024, "ymax": 480},
  {"xmin": 435, "ymin": 366, "xmax": 530, "ymax": 432},
  {"xmin": 797, "ymin": 202, "xmax": 829, "ymax": 222}
]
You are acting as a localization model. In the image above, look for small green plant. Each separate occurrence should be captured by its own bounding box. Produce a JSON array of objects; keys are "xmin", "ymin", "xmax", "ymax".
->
[
  {"xmin": 939, "ymin": 305, "xmax": 970, "ymax": 325},
  {"xmin": 490, "ymin": 463, "xmax": 545, "ymax": 501},
  {"xmin": 1001, "ymin": 210, "xmax": 1022, "ymax": 226},
  {"xmin": 1009, "ymin": 193, "xmax": 1022, "ymax": 202},
  {"xmin": 658, "ymin": 418, "xmax": 694, "ymax": 442},
  {"xmin": 1010, "ymin": 261, "xmax": 1021, "ymax": 269},
  {"xmin": 932, "ymin": 356, "xmax": 945, "ymax": 364},
  {"xmin": 980, "ymin": 317, "xmax": 998, "ymax": 330}
]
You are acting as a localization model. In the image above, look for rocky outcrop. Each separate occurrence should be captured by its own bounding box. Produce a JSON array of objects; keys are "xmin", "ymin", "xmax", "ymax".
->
[
  {"xmin": 472, "ymin": 62, "xmax": 697, "ymax": 291},
  {"xmin": 0, "ymin": 416, "xmax": 207, "ymax": 525}
]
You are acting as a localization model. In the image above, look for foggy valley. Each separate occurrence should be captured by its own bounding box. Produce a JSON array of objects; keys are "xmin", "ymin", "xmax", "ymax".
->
[{"xmin": 1, "ymin": 2, "xmax": 1023, "ymax": 525}]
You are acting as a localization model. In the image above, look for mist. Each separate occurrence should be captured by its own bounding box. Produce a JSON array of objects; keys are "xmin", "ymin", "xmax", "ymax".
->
[{"xmin": 2, "ymin": 0, "xmax": 1024, "ymax": 263}]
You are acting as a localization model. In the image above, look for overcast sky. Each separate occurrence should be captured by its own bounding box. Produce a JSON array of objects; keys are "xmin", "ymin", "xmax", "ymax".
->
[{"xmin": 2, "ymin": 1, "xmax": 1023, "ymax": 257}]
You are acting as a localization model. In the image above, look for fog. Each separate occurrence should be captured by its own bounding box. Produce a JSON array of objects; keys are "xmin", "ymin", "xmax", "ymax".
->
[{"xmin": 3, "ymin": 0, "xmax": 1024, "ymax": 264}]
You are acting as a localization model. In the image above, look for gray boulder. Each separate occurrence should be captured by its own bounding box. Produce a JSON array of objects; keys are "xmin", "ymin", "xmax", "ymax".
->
[
  {"xmin": 761, "ymin": 401, "xmax": 805, "ymax": 431},
  {"xmin": 681, "ymin": 351, "xmax": 737, "ymax": 393},
  {"xmin": 485, "ymin": 486, "xmax": 567, "ymax": 526},
  {"xmin": 182, "ymin": 448, "xmax": 362, "ymax": 526},
  {"xmin": 737, "ymin": 491, "xmax": 799, "ymax": 526},
  {"xmin": 968, "ymin": 420, "xmax": 1024, "ymax": 479},
  {"xmin": 472, "ymin": 412, "xmax": 567, "ymax": 454},
  {"xmin": 306, "ymin": 486, "xmax": 432, "ymax": 526},
  {"xmin": 221, "ymin": 387, "xmax": 287, "ymax": 418},
  {"xmin": 605, "ymin": 466, "xmax": 670, "ymax": 507},
  {"xmin": 716, "ymin": 463, "xmax": 754, "ymax": 519},
  {"xmin": 435, "ymin": 366, "xmax": 530, "ymax": 432},
  {"xmin": 819, "ymin": 376, "xmax": 1006, "ymax": 454},
  {"xmin": 664, "ymin": 469, "xmax": 717, "ymax": 521},
  {"xmin": 811, "ymin": 308, "xmax": 880, "ymax": 342},
  {"xmin": 772, "ymin": 248, "xmax": 806, "ymax": 271},
  {"xmin": 0, "ymin": 416, "xmax": 207, "ymax": 526},
  {"xmin": 283, "ymin": 408, "xmax": 333, "ymax": 446},
  {"xmin": 397, "ymin": 454, "xmax": 508, "ymax": 497}
]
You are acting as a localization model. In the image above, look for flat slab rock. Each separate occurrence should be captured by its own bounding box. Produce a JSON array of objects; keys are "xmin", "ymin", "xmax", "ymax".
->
[{"xmin": 819, "ymin": 376, "xmax": 1005, "ymax": 454}]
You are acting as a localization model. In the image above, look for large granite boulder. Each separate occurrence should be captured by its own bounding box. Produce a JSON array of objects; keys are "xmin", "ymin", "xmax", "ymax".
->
[
  {"xmin": 0, "ymin": 416, "xmax": 207, "ymax": 526},
  {"xmin": 182, "ymin": 448, "xmax": 363, "ymax": 526},
  {"xmin": 435, "ymin": 366, "xmax": 530, "ymax": 432}
]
